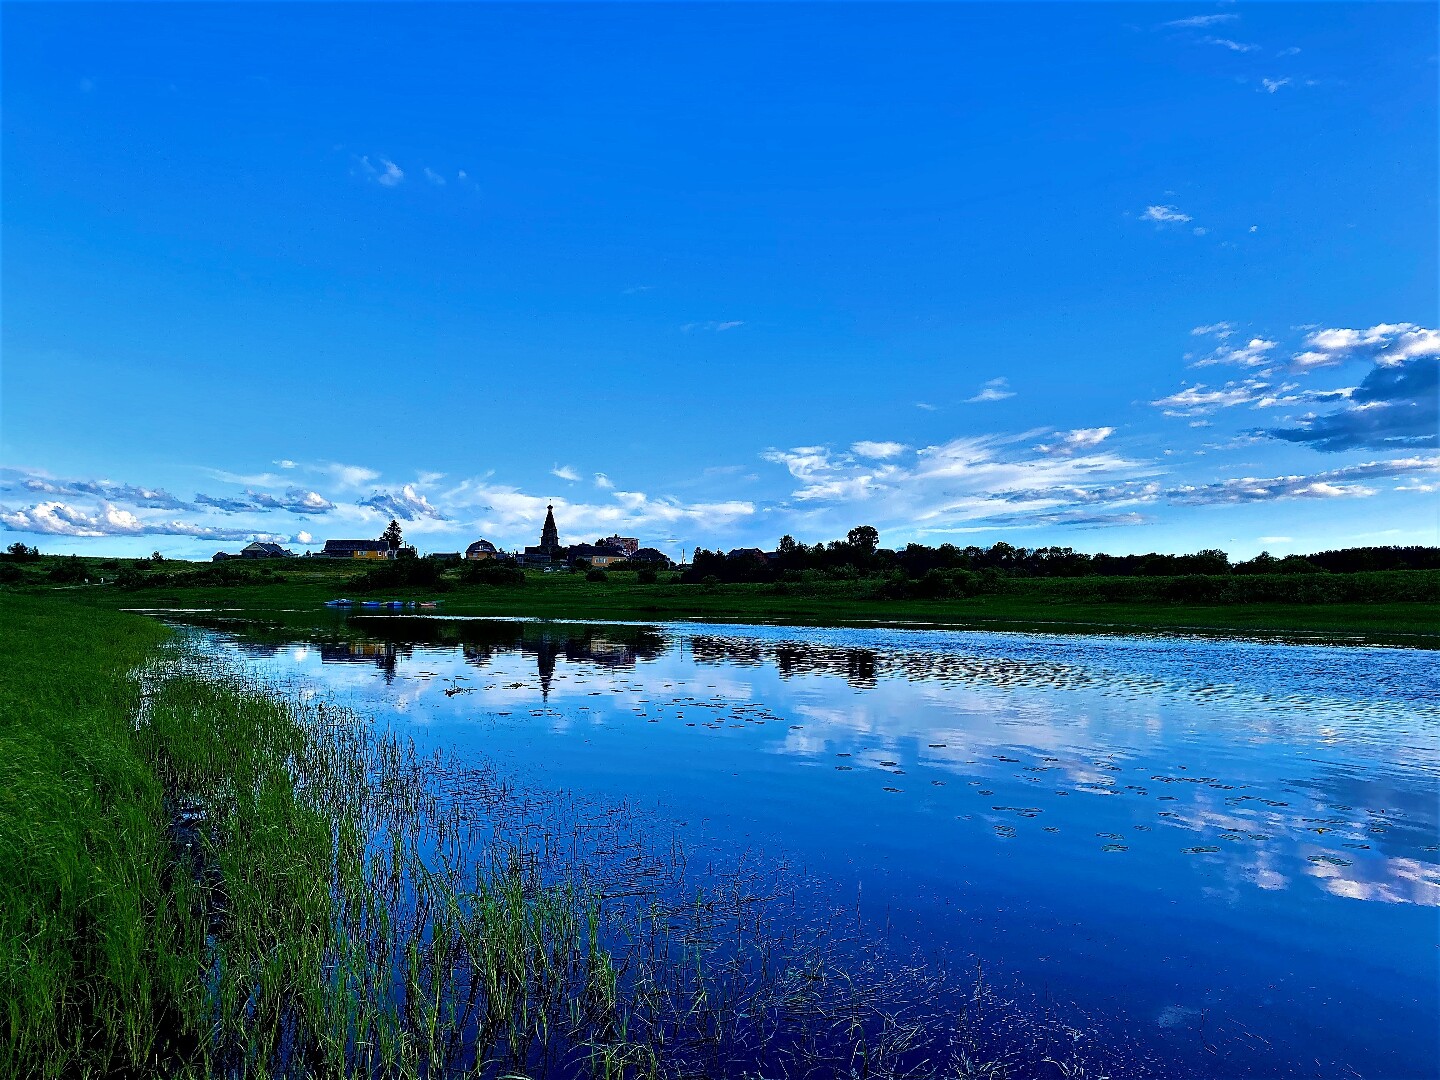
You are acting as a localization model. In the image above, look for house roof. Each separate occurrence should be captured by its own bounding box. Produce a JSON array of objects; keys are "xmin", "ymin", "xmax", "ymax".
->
[
  {"xmin": 322, "ymin": 539, "xmax": 391, "ymax": 552},
  {"xmin": 465, "ymin": 539, "xmax": 498, "ymax": 556}
]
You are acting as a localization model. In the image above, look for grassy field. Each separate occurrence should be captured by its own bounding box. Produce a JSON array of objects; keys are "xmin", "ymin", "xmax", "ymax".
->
[{"xmin": 15, "ymin": 553, "xmax": 1438, "ymax": 645}]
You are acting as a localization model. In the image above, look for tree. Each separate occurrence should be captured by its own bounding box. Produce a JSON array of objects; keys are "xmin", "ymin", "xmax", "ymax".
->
[
  {"xmin": 847, "ymin": 525, "xmax": 879, "ymax": 556},
  {"xmin": 381, "ymin": 519, "xmax": 404, "ymax": 550}
]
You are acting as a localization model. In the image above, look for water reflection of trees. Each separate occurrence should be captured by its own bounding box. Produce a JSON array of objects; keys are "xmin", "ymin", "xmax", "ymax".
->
[
  {"xmin": 688, "ymin": 634, "xmax": 1092, "ymax": 693},
  {"xmin": 319, "ymin": 640, "xmax": 415, "ymax": 682}
]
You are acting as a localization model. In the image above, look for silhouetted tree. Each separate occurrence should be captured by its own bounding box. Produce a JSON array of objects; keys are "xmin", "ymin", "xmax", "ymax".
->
[
  {"xmin": 847, "ymin": 526, "xmax": 879, "ymax": 556},
  {"xmin": 381, "ymin": 519, "xmax": 404, "ymax": 550}
]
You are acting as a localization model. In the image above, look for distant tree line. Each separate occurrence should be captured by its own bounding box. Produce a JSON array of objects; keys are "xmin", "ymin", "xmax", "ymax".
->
[{"xmin": 684, "ymin": 529, "xmax": 1440, "ymax": 588}]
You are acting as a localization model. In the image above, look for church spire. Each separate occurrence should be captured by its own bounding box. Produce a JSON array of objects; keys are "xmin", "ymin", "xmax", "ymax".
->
[{"xmin": 540, "ymin": 503, "xmax": 559, "ymax": 555}]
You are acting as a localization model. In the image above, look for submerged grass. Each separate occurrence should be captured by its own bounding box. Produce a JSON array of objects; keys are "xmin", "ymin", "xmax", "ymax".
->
[{"xmin": 2, "ymin": 594, "xmax": 1157, "ymax": 1078}]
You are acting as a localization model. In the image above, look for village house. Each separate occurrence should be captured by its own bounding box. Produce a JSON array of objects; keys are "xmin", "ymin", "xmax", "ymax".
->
[
  {"xmin": 465, "ymin": 539, "xmax": 500, "ymax": 561},
  {"xmin": 319, "ymin": 539, "xmax": 395, "ymax": 559},
  {"xmin": 567, "ymin": 542, "xmax": 629, "ymax": 569},
  {"xmin": 212, "ymin": 541, "xmax": 294, "ymax": 561}
]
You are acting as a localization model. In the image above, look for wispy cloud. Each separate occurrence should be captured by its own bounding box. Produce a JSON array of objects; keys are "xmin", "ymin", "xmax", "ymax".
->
[
  {"xmin": 1191, "ymin": 322, "xmax": 1235, "ymax": 339},
  {"xmin": 10, "ymin": 476, "xmax": 190, "ymax": 510},
  {"xmin": 1260, "ymin": 78, "xmax": 1291, "ymax": 94},
  {"xmin": 1201, "ymin": 36, "xmax": 1259, "ymax": 52},
  {"xmin": 760, "ymin": 434, "xmax": 1151, "ymax": 537},
  {"xmin": 966, "ymin": 378, "xmax": 1015, "ymax": 404},
  {"xmin": 1162, "ymin": 13, "xmax": 1240, "ymax": 28},
  {"xmin": 681, "ymin": 320, "xmax": 744, "ymax": 333},
  {"xmin": 851, "ymin": 441, "xmax": 909, "ymax": 460},
  {"xmin": 1166, "ymin": 458, "xmax": 1438, "ymax": 504},
  {"xmin": 194, "ymin": 488, "xmax": 334, "ymax": 514},
  {"xmin": 551, "ymin": 464, "xmax": 581, "ymax": 482},
  {"xmin": 1035, "ymin": 427, "xmax": 1116, "ymax": 455},
  {"xmin": 1141, "ymin": 204, "xmax": 1192, "ymax": 224},
  {"xmin": 1191, "ymin": 336, "xmax": 1278, "ymax": 369},
  {"xmin": 360, "ymin": 156, "xmax": 404, "ymax": 187},
  {"xmin": 594, "ymin": 472, "xmax": 614, "ymax": 489},
  {"xmin": 1291, "ymin": 323, "xmax": 1439, "ymax": 370}
]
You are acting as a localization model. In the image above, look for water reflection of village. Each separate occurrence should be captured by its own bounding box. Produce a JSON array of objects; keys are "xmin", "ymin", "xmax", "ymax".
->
[{"xmin": 304, "ymin": 619, "xmax": 667, "ymax": 694}]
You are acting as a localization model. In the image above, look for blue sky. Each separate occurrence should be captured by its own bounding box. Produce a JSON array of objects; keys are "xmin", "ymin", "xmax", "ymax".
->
[{"xmin": 3, "ymin": 2, "xmax": 1436, "ymax": 560}]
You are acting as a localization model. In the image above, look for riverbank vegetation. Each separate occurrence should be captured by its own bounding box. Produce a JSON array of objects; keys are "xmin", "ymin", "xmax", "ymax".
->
[
  {"xmin": 2, "ymin": 594, "xmax": 1154, "ymax": 1077},
  {"xmin": 3, "ymin": 538, "xmax": 1437, "ymax": 641}
]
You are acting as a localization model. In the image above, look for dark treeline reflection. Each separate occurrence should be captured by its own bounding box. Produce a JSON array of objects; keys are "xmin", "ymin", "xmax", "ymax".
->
[
  {"xmin": 687, "ymin": 634, "xmax": 1101, "ymax": 693},
  {"xmin": 202, "ymin": 616, "xmax": 668, "ymax": 690}
]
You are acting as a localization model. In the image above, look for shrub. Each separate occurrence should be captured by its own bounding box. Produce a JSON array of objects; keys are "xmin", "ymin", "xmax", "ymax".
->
[
  {"xmin": 46, "ymin": 556, "xmax": 88, "ymax": 584},
  {"xmin": 459, "ymin": 560, "xmax": 525, "ymax": 587},
  {"xmin": 585, "ymin": 568, "xmax": 608, "ymax": 583},
  {"xmin": 637, "ymin": 567, "xmax": 658, "ymax": 585}
]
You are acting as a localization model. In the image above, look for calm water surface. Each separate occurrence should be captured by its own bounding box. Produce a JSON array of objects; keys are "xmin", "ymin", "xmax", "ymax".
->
[{"xmin": 204, "ymin": 616, "xmax": 1440, "ymax": 1078}]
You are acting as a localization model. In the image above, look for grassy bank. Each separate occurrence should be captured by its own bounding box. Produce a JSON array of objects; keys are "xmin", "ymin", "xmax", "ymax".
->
[
  {"xmin": 17, "ymin": 553, "xmax": 1437, "ymax": 643},
  {"xmin": 3, "ymin": 593, "xmax": 1149, "ymax": 1077}
]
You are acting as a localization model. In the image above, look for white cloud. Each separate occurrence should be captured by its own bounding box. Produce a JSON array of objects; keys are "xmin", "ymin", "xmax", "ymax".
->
[
  {"xmin": 1036, "ymin": 427, "xmax": 1116, "ymax": 455},
  {"xmin": 759, "ymin": 433, "xmax": 1152, "ymax": 535},
  {"xmin": 423, "ymin": 167, "xmax": 446, "ymax": 186},
  {"xmin": 1141, "ymin": 204, "xmax": 1192, "ymax": 224},
  {"xmin": 322, "ymin": 463, "xmax": 382, "ymax": 489},
  {"xmin": 551, "ymin": 464, "xmax": 581, "ymax": 482},
  {"xmin": 357, "ymin": 484, "xmax": 445, "ymax": 521},
  {"xmin": 1152, "ymin": 381, "xmax": 1266, "ymax": 416},
  {"xmin": 1261, "ymin": 78, "xmax": 1291, "ymax": 93},
  {"xmin": 915, "ymin": 402, "xmax": 938, "ymax": 411},
  {"xmin": 966, "ymin": 377, "xmax": 1015, "ymax": 404},
  {"xmin": 0, "ymin": 500, "xmax": 276, "ymax": 540},
  {"xmin": 296, "ymin": 531, "xmax": 314, "ymax": 544},
  {"xmin": 361, "ymin": 156, "xmax": 404, "ymax": 186},
  {"xmin": 1166, "ymin": 457, "xmax": 1437, "ymax": 505},
  {"xmin": 275, "ymin": 459, "xmax": 297, "ymax": 469},
  {"xmin": 594, "ymin": 472, "xmax": 614, "ymax": 489},
  {"xmin": 1292, "ymin": 324, "xmax": 1440, "ymax": 370},
  {"xmin": 1201, "ymin": 37, "xmax": 1259, "ymax": 52},
  {"xmin": 1192, "ymin": 323, "xmax": 1235, "ymax": 339},
  {"xmin": 1162, "ymin": 13, "xmax": 1239, "ymax": 28},
  {"xmin": 851, "ymin": 441, "xmax": 909, "ymax": 460},
  {"xmin": 1191, "ymin": 336, "xmax": 1278, "ymax": 369},
  {"xmin": 682, "ymin": 320, "xmax": 745, "ymax": 333}
]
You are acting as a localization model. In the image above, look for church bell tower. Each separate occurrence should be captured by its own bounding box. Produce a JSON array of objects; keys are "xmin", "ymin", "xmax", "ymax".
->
[{"xmin": 540, "ymin": 503, "xmax": 560, "ymax": 555}]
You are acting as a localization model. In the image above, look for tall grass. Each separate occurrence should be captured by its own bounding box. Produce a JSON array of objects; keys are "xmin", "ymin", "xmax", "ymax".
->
[
  {"xmin": 0, "ymin": 594, "xmax": 186, "ymax": 1075},
  {"xmin": 1, "ymin": 595, "xmax": 1151, "ymax": 1078}
]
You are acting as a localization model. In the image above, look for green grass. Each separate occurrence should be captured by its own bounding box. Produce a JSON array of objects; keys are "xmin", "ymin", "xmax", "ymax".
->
[{"xmin": 0, "ymin": 594, "xmax": 182, "ymax": 1074}]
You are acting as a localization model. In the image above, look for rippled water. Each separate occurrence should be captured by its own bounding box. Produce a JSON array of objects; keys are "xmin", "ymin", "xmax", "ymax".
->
[{"xmin": 200, "ymin": 616, "xmax": 1440, "ymax": 1077}]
